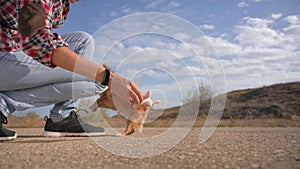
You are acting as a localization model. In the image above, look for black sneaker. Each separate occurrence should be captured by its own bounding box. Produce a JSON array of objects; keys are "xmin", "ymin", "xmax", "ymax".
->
[
  {"xmin": 0, "ymin": 112, "xmax": 17, "ymax": 141},
  {"xmin": 43, "ymin": 111, "xmax": 105, "ymax": 137}
]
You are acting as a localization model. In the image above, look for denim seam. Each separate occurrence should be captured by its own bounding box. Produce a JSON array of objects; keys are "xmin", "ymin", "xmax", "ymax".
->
[
  {"xmin": 0, "ymin": 53, "xmax": 45, "ymax": 66},
  {"xmin": 67, "ymin": 39, "xmax": 88, "ymax": 57}
]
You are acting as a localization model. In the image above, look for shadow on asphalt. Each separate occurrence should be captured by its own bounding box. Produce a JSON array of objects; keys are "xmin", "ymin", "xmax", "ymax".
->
[
  {"xmin": 7, "ymin": 139, "xmax": 79, "ymax": 144},
  {"xmin": 5, "ymin": 134, "xmax": 122, "ymax": 144}
]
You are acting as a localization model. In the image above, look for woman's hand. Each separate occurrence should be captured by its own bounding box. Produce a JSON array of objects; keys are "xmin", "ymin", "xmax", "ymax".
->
[{"xmin": 109, "ymin": 72, "xmax": 143, "ymax": 105}]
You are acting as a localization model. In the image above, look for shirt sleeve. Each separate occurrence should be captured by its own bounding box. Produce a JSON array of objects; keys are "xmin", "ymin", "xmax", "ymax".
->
[{"xmin": 21, "ymin": 29, "xmax": 68, "ymax": 68}]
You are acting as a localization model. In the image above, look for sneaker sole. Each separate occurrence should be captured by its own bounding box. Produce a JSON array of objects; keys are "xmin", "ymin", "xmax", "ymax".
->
[
  {"xmin": 0, "ymin": 133, "xmax": 17, "ymax": 141},
  {"xmin": 43, "ymin": 131, "xmax": 106, "ymax": 137}
]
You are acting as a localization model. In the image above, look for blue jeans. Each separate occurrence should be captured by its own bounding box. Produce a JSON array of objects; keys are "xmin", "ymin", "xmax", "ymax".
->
[{"xmin": 0, "ymin": 31, "xmax": 107, "ymax": 119}]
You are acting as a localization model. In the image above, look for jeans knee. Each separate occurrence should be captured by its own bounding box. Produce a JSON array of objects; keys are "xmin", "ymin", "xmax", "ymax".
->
[
  {"xmin": 63, "ymin": 31, "xmax": 94, "ymax": 47},
  {"xmin": 63, "ymin": 31, "xmax": 95, "ymax": 59}
]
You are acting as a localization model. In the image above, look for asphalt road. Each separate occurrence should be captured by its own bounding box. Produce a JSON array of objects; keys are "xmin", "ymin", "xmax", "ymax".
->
[{"xmin": 0, "ymin": 127, "xmax": 299, "ymax": 169}]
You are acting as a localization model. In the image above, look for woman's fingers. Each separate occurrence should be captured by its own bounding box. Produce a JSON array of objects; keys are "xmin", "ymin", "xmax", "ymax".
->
[
  {"xmin": 128, "ymin": 87, "xmax": 141, "ymax": 104},
  {"xmin": 130, "ymin": 82, "xmax": 143, "ymax": 104}
]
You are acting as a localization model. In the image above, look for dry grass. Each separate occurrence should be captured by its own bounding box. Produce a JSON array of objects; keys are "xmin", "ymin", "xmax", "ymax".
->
[{"xmin": 4, "ymin": 114, "xmax": 45, "ymax": 128}]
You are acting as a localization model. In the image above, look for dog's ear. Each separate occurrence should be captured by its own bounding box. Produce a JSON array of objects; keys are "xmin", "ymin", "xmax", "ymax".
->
[
  {"xmin": 134, "ymin": 80, "xmax": 139, "ymax": 87},
  {"xmin": 152, "ymin": 100, "xmax": 161, "ymax": 107}
]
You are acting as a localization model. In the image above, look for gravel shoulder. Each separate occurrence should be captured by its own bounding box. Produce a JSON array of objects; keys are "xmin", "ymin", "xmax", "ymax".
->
[{"xmin": 0, "ymin": 127, "xmax": 299, "ymax": 169}]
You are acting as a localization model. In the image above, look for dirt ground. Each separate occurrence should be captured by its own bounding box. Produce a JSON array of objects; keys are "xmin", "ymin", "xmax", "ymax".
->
[{"xmin": 0, "ymin": 127, "xmax": 299, "ymax": 169}]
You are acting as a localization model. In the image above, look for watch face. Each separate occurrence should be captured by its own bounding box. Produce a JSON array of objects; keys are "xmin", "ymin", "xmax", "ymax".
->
[{"xmin": 101, "ymin": 69, "xmax": 110, "ymax": 86}]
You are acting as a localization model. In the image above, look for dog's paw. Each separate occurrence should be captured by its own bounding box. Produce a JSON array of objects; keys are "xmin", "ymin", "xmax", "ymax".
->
[{"xmin": 115, "ymin": 133, "xmax": 122, "ymax": 137}]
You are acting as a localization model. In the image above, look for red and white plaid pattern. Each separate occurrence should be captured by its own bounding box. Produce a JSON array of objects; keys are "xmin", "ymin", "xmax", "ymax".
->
[{"xmin": 0, "ymin": 0, "xmax": 70, "ymax": 67}]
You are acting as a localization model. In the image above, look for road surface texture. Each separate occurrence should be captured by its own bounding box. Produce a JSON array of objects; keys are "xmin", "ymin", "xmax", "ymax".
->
[{"xmin": 1, "ymin": 127, "xmax": 299, "ymax": 169}]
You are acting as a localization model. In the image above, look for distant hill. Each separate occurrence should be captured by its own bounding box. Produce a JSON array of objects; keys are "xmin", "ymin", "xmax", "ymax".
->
[{"xmin": 215, "ymin": 81, "xmax": 300, "ymax": 119}]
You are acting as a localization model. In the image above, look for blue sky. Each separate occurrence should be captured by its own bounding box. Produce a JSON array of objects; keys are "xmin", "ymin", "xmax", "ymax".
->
[
  {"xmin": 58, "ymin": 0, "xmax": 299, "ymax": 88},
  {"xmin": 26, "ymin": 0, "xmax": 300, "ymax": 116},
  {"xmin": 59, "ymin": 0, "xmax": 299, "ymax": 36}
]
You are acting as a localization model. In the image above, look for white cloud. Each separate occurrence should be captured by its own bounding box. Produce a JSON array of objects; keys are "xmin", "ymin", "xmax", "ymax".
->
[
  {"xmin": 160, "ymin": 1, "xmax": 181, "ymax": 14},
  {"xmin": 208, "ymin": 15, "xmax": 300, "ymax": 91},
  {"xmin": 243, "ymin": 16, "xmax": 273, "ymax": 27},
  {"xmin": 207, "ymin": 37, "xmax": 242, "ymax": 56},
  {"xmin": 167, "ymin": 1, "xmax": 181, "ymax": 8},
  {"xmin": 234, "ymin": 25, "xmax": 286, "ymax": 48},
  {"xmin": 146, "ymin": 0, "xmax": 165, "ymax": 9},
  {"xmin": 200, "ymin": 24, "xmax": 215, "ymax": 30},
  {"xmin": 232, "ymin": 16, "xmax": 292, "ymax": 49},
  {"xmin": 271, "ymin": 13, "xmax": 282, "ymax": 20},
  {"xmin": 156, "ymin": 59, "xmax": 180, "ymax": 68},
  {"xmin": 122, "ymin": 7, "xmax": 134, "ymax": 14},
  {"xmin": 238, "ymin": 2, "xmax": 249, "ymax": 8},
  {"xmin": 284, "ymin": 15, "xmax": 300, "ymax": 25},
  {"xmin": 109, "ymin": 11, "xmax": 119, "ymax": 17},
  {"xmin": 283, "ymin": 15, "xmax": 300, "ymax": 49}
]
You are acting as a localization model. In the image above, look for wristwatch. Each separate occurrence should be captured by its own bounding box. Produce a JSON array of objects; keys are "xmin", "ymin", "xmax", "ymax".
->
[{"xmin": 101, "ymin": 69, "xmax": 111, "ymax": 86}]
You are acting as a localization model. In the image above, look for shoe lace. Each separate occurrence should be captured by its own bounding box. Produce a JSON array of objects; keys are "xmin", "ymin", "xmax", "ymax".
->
[
  {"xmin": 43, "ymin": 109, "xmax": 89, "ymax": 122},
  {"xmin": 69, "ymin": 111, "xmax": 79, "ymax": 119},
  {"xmin": 0, "ymin": 112, "xmax": 8, "ymax": 124},
  {"xmin": 69, "ymin": 109, "xmax": 89, "ymax": 120}
]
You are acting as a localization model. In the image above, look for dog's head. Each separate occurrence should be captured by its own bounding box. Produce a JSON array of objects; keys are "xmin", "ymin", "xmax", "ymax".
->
[{"xmin": 122, "ymin": 91, "xmax": 161, "ymax": 135}]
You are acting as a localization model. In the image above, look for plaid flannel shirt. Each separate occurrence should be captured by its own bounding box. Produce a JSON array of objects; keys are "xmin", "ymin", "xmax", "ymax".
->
[{"xmin": 0, "ymin": 0, "xmax": 70, "ymax": 67}]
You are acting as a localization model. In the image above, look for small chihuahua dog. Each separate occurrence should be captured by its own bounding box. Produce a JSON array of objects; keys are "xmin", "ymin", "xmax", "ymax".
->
[{"xmin": 90, "ymin": 64, "xmax": 161, "ymax": 136}]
